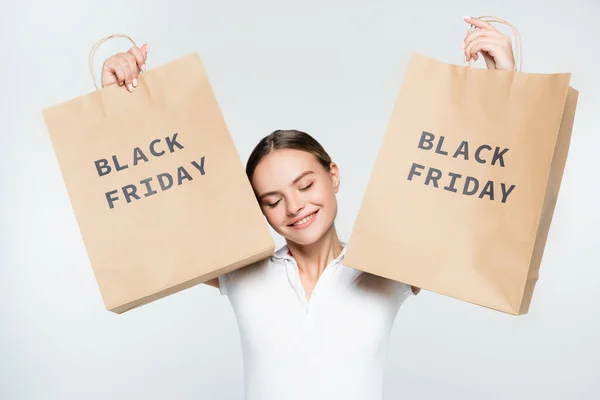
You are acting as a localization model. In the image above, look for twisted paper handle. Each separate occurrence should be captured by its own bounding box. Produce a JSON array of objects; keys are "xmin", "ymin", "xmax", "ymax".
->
[
  {"xmin": 467, "ymin": 16, "xmax": 523, "ymax": 72},
  {"xmin": 88, "ymin": 34, "xmax": 138, "ymax": 90}
]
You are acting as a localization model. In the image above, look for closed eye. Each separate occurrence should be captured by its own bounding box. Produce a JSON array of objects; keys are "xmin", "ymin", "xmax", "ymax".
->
[
  {"xmin": 266, "ymin": 199, "xmax": 281, "ymax": 208},
  {"xmin": 300, "ymin": 183, "xmax": 313, "ymax": 191}
]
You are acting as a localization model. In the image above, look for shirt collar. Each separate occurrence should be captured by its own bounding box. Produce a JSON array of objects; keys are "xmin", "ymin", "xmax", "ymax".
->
[{"xmin": 272, "ymin": 242, "xmax": 348, "ymax": 262}]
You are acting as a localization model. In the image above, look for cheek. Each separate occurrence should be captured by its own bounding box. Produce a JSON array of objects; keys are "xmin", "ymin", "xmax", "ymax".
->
[
  {"xmin": 311, "ymin": 181, "xmax": 336, "ymax": 205},
  {"xmin": 263, "ymin": 206, "xmax": 285, "ymax": 226}
]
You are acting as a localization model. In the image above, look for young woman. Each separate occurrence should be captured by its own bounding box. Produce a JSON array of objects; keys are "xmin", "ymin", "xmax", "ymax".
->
[{"xmin": 101, "ymin": 16, "xmax": 516, "ymax": 400}]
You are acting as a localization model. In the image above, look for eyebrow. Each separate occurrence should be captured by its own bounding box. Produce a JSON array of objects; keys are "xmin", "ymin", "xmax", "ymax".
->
[{"xmin": 258, "ymin": 170, "xmax": 314, "ymax": 201}]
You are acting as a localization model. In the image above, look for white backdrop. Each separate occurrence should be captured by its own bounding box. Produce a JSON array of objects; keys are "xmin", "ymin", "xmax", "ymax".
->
[{"xmin": 1, "ymin": 0, "xmax": 598, "ymax": 399}]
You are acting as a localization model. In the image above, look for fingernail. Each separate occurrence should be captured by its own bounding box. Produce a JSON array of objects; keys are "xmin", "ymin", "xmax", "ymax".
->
[
  {"xmin": 146, "ymin": 44, "xmax": 149, "ymax": 53},
  {"xmin": 141, "ymin": 64, "xmax": 146, "ymax": 72},
  {"xmin": 461, "ymin": 42, "xmax": 465, "ymax": 50},
  {"xmin": 133, "ymin": 78, "xmax": 138, "ymax": 87},
  {"xmin": 118, "ymin": 81, "xmax": 124, "ymax": 86},
  {"xmin": 128, "ymin": 84, "xmax": 133, "ymax": 92},
  {"xmin": 463, "ymin": 16, "xmax": 471, "ymax": 20}
]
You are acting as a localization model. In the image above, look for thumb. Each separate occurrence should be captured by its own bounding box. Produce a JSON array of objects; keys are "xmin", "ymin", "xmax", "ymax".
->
[
  {"xmin": 482, "ymin": 52, "xmax": 496, "ymax": 70},
  {"xmin": 141, "ymin": 43, "xmax": 149, "ymax": 58}
]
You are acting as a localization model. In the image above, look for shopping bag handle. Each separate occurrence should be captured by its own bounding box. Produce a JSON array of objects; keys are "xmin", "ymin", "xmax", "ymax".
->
[
  {"xmin": 88, "ymin": 34, "xmax": 139, "ymax": 90},
  {"xmin": 467, "ymin": 16, "xmax": 523, "ymax": 72}
]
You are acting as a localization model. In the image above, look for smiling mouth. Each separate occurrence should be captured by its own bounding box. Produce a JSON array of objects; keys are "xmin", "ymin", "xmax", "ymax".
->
[{"xmin": 288, "ymin": 210, "xmax": 318, "ymax": 227}]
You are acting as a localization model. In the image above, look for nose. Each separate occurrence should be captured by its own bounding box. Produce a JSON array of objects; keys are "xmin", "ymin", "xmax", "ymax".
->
[{"xmin": 286, "ymin": 193, "xmax": 305, "ymax": 216}]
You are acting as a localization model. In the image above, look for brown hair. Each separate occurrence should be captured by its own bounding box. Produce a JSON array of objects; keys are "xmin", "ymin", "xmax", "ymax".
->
[{"xmin": 246, "ymin": 129, "xmax": 333, "ymax": 183}]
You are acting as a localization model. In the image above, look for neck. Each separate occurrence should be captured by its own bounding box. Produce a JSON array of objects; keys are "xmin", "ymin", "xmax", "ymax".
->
[{"xmin": 286, "ymin": 225, "xmax": 343, "ymax": 279}]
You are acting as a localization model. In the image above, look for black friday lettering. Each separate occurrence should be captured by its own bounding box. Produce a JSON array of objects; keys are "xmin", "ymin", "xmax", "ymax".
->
[
  {"xmin": 406, "ymin": 131, "xmax": 516, "ymax": 203},
  {"xmin": 93, "ymin": 133, "xmax": 207, "ymax": 209}
]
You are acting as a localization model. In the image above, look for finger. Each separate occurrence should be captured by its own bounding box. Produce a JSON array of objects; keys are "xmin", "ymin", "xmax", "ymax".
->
[
  {"xmin": 464, "ymin": 30, "xmax": 504, "ymax": 61},
  {"xmin": 464, "ymin": 16, "xmax": 498, "ymax": 32},
  {"xmin": 466, "ymin": 39, "xmax": 487, "ymax": 61},
  {"xmin": 466, "ymin": 38, "xmax": 504, "ymax": 61},
  {"xmin": 481, "ymin": 52, "xmax": 497, "ymax": 70},
  {"xmin": 466, "ymin": 28, "xmax": 512, "ymax": 54},
  {"xmin": 113, "ymin": 63, "xmax": 127, "ymax": 87},
  {"xmin": 463, "ymin": 28, "xmax": 505, "ymax": 50},
  {"xmin": 122, "ymin": 53, "xmax": 140, "ymax": 87},
  {"xmin": 463, "ymin": 29, "xmax": 485, "ymax": 55},
  {"xmin": 463, "ymin": 17, "xmax": 512, "ymax": 48},
  {"xmin": 472, "ymin": 51, "xmax": 492, "ymax": 64},
  {"xmin": 128, "ymin": 45, "xmax": 147, "ymax": 73},
  {"xmin": 119, "ymin": 60, "xmax": 134, "ymax": 92},
  {"xmin": 141, "ymin": 44, "xmax": 149, "ymax": 70},
  {"xmin": 102, "ymin": 56, "xmax": 128, "ymax": 87},
  {"xmin": 101, "ymin": 60, "xmax": 119, "ymax": 87}
]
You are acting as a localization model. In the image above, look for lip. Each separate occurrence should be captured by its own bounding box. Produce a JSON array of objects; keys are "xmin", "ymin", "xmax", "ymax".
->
[{"xmin": 287, "ymin": 210, "xmax": 319, "ymax": 230}]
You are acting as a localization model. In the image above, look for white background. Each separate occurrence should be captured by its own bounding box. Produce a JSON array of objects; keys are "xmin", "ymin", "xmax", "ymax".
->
[{"xmin": 1, "ymin": 0, "xmax": 598, "ymax": 399}]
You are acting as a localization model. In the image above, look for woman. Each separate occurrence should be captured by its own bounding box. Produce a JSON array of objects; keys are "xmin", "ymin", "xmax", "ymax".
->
[{"xmin": 101, "ymin": 16, "xmax": 516, "ymax": 399}]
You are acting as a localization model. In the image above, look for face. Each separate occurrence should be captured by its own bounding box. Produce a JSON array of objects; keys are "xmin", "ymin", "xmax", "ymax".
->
[{"xmin": 251, "ymin": 148, "xmax": 340, "ymax": 246}]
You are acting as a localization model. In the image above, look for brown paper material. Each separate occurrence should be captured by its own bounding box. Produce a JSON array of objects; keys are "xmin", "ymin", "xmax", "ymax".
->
[
  {"xmin": 344, "ymin": 53, "xmax": 578, "ymax": 315},
  {"xmin": 43, "ymin": 53, "xmax": 274, "ymax": 314}
]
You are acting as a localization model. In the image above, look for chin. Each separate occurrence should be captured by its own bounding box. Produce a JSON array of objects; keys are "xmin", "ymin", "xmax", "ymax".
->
[
  {"xmin": 286, "ymin": 231, "xmax": 324, "ymax": 246},
  {"xmin": 281, "ymin": 209, "xmax": 335, "ymax": 245}
]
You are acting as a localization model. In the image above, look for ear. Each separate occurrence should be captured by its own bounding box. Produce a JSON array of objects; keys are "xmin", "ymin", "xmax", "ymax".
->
[{"xmin": 329, "ymin": 162, "xmax": 340, "ymax": 193}]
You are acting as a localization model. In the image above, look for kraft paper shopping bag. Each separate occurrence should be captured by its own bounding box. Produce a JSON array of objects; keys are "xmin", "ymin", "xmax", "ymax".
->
[
  {"xmin": 42, "ymin": 35, "xmax": 274, "ymax": 314},
  {"xmin": 344, "ymin": 18, "xmax": 578, "ymax": 315}
]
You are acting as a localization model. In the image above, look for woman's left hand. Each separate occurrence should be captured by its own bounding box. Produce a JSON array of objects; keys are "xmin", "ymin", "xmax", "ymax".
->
[{"xmin": 462, "ymin": 16, "xmax": 516, "ymax": 72}]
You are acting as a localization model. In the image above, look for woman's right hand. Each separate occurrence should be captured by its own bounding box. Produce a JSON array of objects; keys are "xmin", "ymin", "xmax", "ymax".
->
[{"xmin": 101, "ymin": 44, "xmax": 149, "ymax": 92}]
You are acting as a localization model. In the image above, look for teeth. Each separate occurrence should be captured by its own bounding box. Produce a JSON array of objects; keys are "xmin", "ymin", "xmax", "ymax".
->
[{"xmin": 293, "ymin": 212, "xmax": 315, "ymax": 226}]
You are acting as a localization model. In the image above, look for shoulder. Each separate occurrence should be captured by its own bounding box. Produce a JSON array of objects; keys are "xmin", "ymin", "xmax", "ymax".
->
[
  {"xmin": 217, "ymin": 255, "xmax": 278, "ymax": 296},
  {"xmin": 340, "ymin": 261, "xmax": 413, "ymax": 299}
]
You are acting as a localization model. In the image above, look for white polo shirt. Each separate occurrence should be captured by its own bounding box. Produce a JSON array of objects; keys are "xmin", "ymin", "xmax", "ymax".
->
[{"xmin": 218, "ymin": 243, "xmax": 414, "ymax": 400}]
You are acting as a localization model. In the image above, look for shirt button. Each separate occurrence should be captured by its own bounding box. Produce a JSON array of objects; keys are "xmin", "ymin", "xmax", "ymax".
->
[{"xmin": 305, "ymin": 308, "xmax": 310, "ymax": 314}]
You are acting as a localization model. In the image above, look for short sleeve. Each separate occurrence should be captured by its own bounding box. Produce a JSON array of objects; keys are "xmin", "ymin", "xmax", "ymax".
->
[
  {"xmin": 217, "ymin": 273, "xmax": 230, "ymax": 296},
  {"xmin": 216, "ymin": 259, "xmax": 271, "ymax": 298},
  {"xmin": 396, "ymin": 281, "xmax": 414, "ymax": 302}
]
